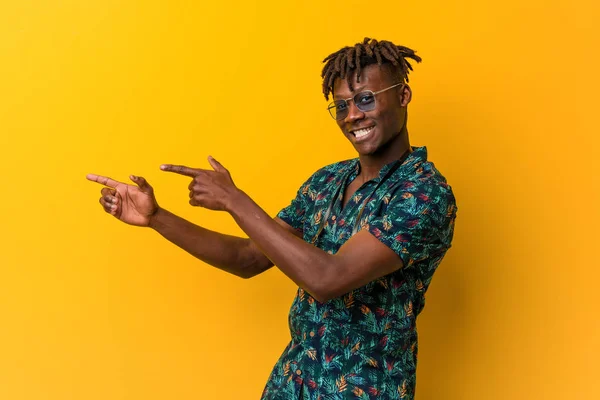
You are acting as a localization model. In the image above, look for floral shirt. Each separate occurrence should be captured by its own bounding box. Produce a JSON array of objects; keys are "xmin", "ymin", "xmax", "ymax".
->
[{"xmin": 261, "ymin": 146, "xmax": 457, "ymax": 400}]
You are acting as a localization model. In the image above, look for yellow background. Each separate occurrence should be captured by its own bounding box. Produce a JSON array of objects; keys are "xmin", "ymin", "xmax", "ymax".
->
[{"xmin": 0, "ymin": 1, "xmax": 597, "ymax": 399}]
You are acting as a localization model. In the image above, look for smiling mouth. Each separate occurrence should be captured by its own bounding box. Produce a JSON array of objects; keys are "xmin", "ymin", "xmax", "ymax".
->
[{"xmin": 351, "ymin": 126, "xmax": 375, "ymax": 140}]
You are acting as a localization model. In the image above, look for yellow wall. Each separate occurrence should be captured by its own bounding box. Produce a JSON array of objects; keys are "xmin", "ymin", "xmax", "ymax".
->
[{"xmin": 0, "ymin": 1, "xmax": 597, "ymax": 399}]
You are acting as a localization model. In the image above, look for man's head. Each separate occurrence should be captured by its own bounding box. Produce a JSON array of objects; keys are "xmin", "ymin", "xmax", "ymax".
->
[{"xmin": 321, "ymin": 38, "xmax": 422, "ymax": 156}]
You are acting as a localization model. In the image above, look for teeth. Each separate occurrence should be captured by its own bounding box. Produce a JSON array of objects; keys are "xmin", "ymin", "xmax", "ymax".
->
[{"xmin": 353, "ymin": 127, "xmax": 374, "ymax": 138}]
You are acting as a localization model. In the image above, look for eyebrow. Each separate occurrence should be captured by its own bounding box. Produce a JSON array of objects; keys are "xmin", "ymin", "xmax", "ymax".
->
[{"xmin": 334, "ymin": 84, "xmax": 368, "ymax": 100}]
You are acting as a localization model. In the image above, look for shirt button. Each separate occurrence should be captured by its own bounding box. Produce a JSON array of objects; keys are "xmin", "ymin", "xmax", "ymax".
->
[
  {"xmin": 296, "ymin": 369, "xmax": 302, "ymax": 375},
  {"xmin": 331, "ymin": 215, "xmax": 336, "ymax": 221}
]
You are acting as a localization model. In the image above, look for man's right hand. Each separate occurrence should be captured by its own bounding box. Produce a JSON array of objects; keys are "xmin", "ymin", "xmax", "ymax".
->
[{"xmin": 86, "ymin": 174, "xmax": 159, "ymax": 227}]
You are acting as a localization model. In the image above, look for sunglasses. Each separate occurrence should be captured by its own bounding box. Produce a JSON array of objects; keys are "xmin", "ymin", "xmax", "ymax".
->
[{"xmin": 327, "ymin": 83, "xmax": 404, "ymax": 120}]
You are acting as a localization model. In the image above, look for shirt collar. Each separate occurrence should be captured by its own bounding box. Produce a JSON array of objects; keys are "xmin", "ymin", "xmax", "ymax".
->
[{"xmin": 351, "ymin": 146, "xmax": 428, "ymax": 183}]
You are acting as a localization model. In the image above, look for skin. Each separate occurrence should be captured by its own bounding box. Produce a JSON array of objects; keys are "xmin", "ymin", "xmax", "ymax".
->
[{"xmin": 86, "ymin": 63, "xmax": 414, "ymax": 303}]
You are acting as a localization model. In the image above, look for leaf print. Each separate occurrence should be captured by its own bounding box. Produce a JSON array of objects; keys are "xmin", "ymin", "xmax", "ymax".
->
[
  {"xmin": 314, "ymin": 209, "xmax": 323, "ymax": 224},
  {"xmin": 417, "ymin": 193, "xmax": 430, "ymax": 201},
  {"xmin": 383, "ymin": 215, "xmax": 393, "ymax": 231},
  {"xmin": 360, "ymin": 218, "xmax": 369, "ymax": 231},
  {"xmin": 386, "ymin": 360, "xmax": 395, "ymax": 372},
  {"xmin": 375, "ymin": 307, "xmax": 387, "ymax": 316},
  {"xmin": 336, "ymin": 375, "xmax": 347, "ymax": 392},
  {"xmin": 353, "ymin": 387, "xmax": 364, "ymax": 396},
  {"xmin": 402, "ymin": 192, "xmax": 413, "ymax": 199},
  {"xmin": 308, "ymin": 189, "xmax": 318, "ymax": 201},
  {"xmin": 368, "ymin": 387, "xmax": 381, "ymax": 396},
  {"xmin": 307, "ymin": 349, "xmax": 317, "ymax": 361},
  {"xmin": 399, "ymin": 381, "xmax": 408, "ymax": 398},
  {"xmin": 406, "ymin": 219, "xmax": 419, "ymax": 228},
  {"xmin": 283, "ymin": 362, "xmax": 290, "ymax": 377},
  {"xmin": 344, "ymin": 292, "xmax": 355, "ymax": 308},
  {"xmin": 415, "ymin": 279, "xmax": 424, "ymax": 291},
  {"xmin": 367, "ymin": 358, "xmax": 378, "ymax": 368},
  {"xmin": 395, "ymin": 234, "xmax": 409, "ymax": 242},
  {"xmin": 404, "ymin": 301, "xmax": 413, "ymax": 317},
  {"xmin": 360, "ymin": 305, "xmax": 371, "ymax": 315},
  {"xmin": 318, "ymin": 325, "xmax": 326, "ymax": 336},
  {"xmin": 353, "ymin": 193, "xmax": 363, "ymax": 203},
  {"xmin": 382, "ymin": 193, "xmax": 391, "ymax": 204},
  {"xmin": 379, "ymin": 335, "xmax": 389, "ymax": 348}
]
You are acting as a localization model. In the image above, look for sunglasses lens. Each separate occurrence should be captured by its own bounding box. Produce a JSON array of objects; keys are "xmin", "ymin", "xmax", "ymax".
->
[
  {"xmin": 328, "ymin": 101, "xmax": 348, "ymax": 120},
  {"xmin": 354, "ymin": 92, "xmax": 376, "ymax": 112}
]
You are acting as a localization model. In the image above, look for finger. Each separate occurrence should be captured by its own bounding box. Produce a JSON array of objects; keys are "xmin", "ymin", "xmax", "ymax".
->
[
  {"xmin": 160, "ymin": 164, "xmax": 201, "ymax": 177},
  {"xmin": 130, "ymin": 175, "xmax": 153, "ymax": 194},
  {"xmin": 208, "ymin": 156, "xmax": 227, "ymax": 173},
  {"xmin": 87, "ymin": 174, "xmax": 121, "ymax": 188},
  {"xmin": 189, "ymin": 195, "xmax": 205, "ymax": 207},
  {"xmin": 99, "ymin": 197, "xmax": 118, "ymax": 214},
  {"xmin": 101, "ymin": 187, "xmax": 117, "ymax": 197},
  {"xmin": 102, "ymin": 194, "xmax": 118, "ymax": 204}
]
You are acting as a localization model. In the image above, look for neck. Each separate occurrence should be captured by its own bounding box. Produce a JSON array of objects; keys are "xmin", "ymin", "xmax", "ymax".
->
[{"xmin": 358, "ymin": 127, "xmax": 411, "ymax": 181}]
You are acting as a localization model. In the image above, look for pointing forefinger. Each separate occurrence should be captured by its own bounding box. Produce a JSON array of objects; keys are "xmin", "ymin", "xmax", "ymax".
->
[
  {"xmin": 86, "ymin": 174, "xmax": 121, "ymax": 188},
  {"xmin": 160, "ymin": 164, "xmax": 201, "ymax": 177}
]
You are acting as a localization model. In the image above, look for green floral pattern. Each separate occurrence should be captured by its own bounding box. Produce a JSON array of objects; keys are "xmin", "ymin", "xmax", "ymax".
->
[{"xmin": 262, "ymin": 147, "xmax": 457, "ymax": 400}]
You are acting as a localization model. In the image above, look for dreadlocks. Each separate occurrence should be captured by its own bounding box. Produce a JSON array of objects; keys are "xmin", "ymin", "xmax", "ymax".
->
[{"xmin": 321, "ymin": 38, "xmax": 422, "ymax": 100}]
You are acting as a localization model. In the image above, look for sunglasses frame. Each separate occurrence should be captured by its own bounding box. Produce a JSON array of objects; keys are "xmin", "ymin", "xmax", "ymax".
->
[{"xmin": 327, "ymin": 82, "xmax": 404, "ymax": 120}]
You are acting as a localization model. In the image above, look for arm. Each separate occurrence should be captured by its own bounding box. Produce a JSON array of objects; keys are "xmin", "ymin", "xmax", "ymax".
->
[
  {"xmin": 86, "ymin": 173, "xmax": 301, "ymax": 279},
  {"xmin": 229, "ymin": 190, "xmax": 403, "ymax": 302},
  {"xmin": 161, "ymin": 158, "xmax": 404, "ymax": 303},
  {"xmin": 148, "ymin": 208, "xmax": 301, "ymax": 279}
]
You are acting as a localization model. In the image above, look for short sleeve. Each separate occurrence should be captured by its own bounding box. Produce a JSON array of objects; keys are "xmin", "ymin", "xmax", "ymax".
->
[
  {"xmin": 368, "ymin": 184, "xmax": 457, "ymax": 269},
  {"xmin": 276, "ymin": 175, "xmax": 313, "ymax": 232}
]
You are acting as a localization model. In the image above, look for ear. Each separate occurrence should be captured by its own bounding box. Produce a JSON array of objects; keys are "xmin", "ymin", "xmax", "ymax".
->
[{"xmin": 399, "ymin": 85, "xmax": 412, "ymax": 107}]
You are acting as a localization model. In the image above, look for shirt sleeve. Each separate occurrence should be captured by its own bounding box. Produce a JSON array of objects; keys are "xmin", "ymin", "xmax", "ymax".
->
[
  {"xmin": 276, "ymin": 175, "xmax": 314, "ymax": 232},
  {"xmin": 367, "ymin": 183, "xmax": 457, "ymax": 269}
]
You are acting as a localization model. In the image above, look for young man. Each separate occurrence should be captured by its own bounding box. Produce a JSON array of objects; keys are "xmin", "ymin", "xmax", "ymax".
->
[{"xmin": 87, "ymin": 38, "xmax": 457, "ymax": 400}]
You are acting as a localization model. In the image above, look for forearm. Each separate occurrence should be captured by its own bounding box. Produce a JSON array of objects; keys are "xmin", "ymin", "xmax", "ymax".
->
[
  {"xmin": 148, "ymin": 208, "xmax": 272, "ymax": 278},
  {"xmin": 228, "ymin": 190, "xmax": 338, "ymax": 300}
]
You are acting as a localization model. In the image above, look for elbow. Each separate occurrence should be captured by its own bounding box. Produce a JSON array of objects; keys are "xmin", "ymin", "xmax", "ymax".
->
[
  {"xmin": 237, "ymin": 258, "xmax": 274, "ymax": 280},
  {"xmin": 303, "ymin": 259, "xmax": 347, "ymax": 303},
  {"xmin": 307, "ymin": 287, "xmax": 339, "ymax": 304},
  {"xmin": 305, "ymin": 275, "xmax": 344, "ymax": 303}
]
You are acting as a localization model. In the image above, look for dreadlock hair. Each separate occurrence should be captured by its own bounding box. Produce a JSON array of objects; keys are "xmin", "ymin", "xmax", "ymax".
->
[{"xmin": 321, "ymin": 38, "xmax": 422, "ymax": 100}]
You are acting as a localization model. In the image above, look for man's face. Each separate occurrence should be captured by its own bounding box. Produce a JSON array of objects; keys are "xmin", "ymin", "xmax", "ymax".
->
[{"xmin": 332, "ymin": 64, "xmax": 411, "ymax": 156}]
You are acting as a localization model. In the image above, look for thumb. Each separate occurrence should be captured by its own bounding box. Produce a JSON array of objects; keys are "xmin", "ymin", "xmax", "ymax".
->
[
  {"xmin": 208, "ymin": 156, "xmax": 227, "ymax": 173},
  {"xmin": 130, "ymin": 175, "xmax": 154, "ymax": 193}
]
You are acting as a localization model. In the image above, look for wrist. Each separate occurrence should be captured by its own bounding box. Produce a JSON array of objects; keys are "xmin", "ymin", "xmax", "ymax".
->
[
  {"xmin": 225, "ymin": 189, "xmax": 248, "ymax": 215},
  {"xmin": 148, "ymin": 207, "xmax": 167, "ymax": 230}
]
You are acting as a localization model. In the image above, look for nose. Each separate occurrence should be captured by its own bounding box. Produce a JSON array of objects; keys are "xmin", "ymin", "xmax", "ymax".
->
[{"xmin": 343, "ymin": 100, "xmax": 365, "ymax": 124}]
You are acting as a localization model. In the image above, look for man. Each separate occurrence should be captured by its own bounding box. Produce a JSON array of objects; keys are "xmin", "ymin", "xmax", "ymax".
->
[{"xmin": 87, "ymin": 38, "xmax": 457, "ymax": 400}]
